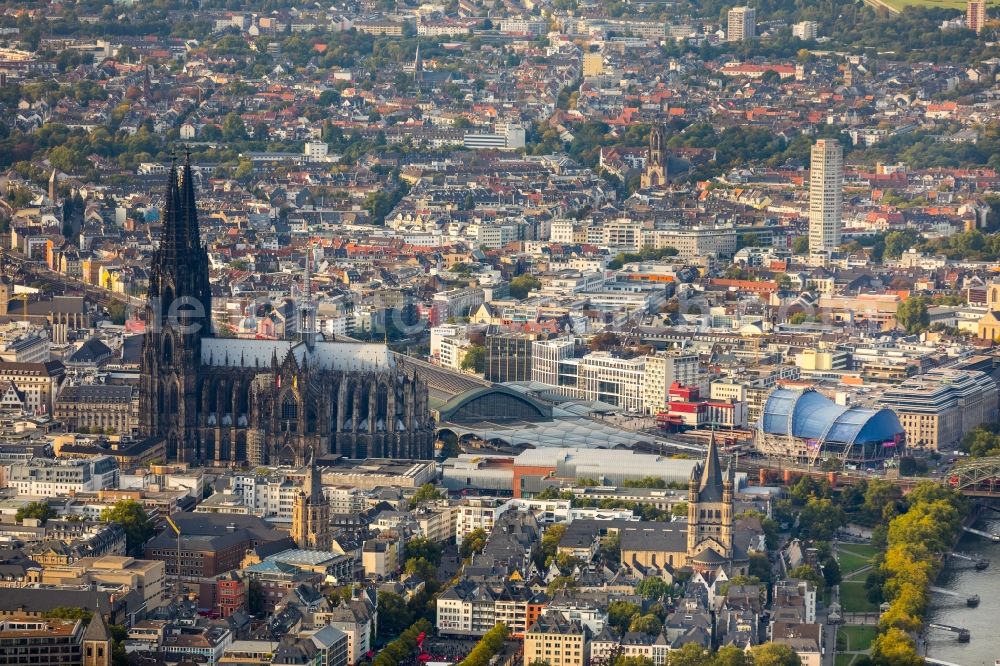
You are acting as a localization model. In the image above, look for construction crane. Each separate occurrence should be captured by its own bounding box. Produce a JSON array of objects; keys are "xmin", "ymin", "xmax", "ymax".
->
[{"xmin": 165, "ymin": 515, "xmax": 182, "ymax": 600}]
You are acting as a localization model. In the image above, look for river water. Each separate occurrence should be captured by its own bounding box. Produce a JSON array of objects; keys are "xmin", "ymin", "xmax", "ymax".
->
[{"xmin": 925, "ymin": 512, "xmax": 1000, "ymax": 666}]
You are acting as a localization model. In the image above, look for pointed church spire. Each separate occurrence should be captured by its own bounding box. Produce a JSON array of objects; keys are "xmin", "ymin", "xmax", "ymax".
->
[
  {"xmin": 83, "ymin": 601, "xmax": 111, "ymax": 643},
  {"xmin": 699, "ymin": 429, "xmax": 724, "ymax": 502},
  {"xmin": 160, "ymin": 157, "xmax": 183, "ymax": 264},
  {"xmin": 181, "ymin": 149, "xmax": 199, "ymax": 250},
  {"xmin": 306, "ymin": 448, "xmax": 322, "ymax": 502}
]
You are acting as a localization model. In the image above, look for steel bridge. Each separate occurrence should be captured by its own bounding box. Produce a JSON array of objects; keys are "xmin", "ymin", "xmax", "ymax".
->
[{"xmin": 948, "ymin": 456, "xmax": 1000, "ymax": 496}]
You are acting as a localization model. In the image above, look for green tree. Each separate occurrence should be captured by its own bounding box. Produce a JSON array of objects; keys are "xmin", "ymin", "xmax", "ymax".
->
[
  {"xmin": 748, "ymin": 643, "xmax": 801, "ymax": 666},
  {"xmin": 107, "ymin": 302, "xmax": 127, "ymax": 325},
  {"xmin": 792, "ymin": 236, "xmax": 809, "ymax": 254},
  {"xmin": 666, "ymin": 643, "xmax": 712, "ymax": 666},
  {"xmin": 372, "ymin": 619, "xmax": 432, "ymax": 666},
  {"xmin": 628, "ymin": 613, "xmax": 662, "ymax": 635},
  {"xmin": 961, "ymin": 422, "xmax": 1000, "ymax": 457},
  {"xmin": 404, "ymin": 556, "xmax": 436, "ymax": 582},
  {"xmin": 456, "ymin": 622, "xmax": 508, "ymax": 666},
  {"xmin": 439, "ymin": 430, "xmax": 461, "ymax": 458},
  {"xmin": 538, "ymin": 523, "xmax": 567, "ymax": 568},
  {"xmin": 862, "ymin": 479, "xmax": 903, "ymax": 525},
  {"xmin": 409, "ymin": 483, "xmax": 444, "ymax": 508},
  {"xmin": 404, "ymin": 536, "xmax": 443, "ymax": 565},
  {"xmin": 43, "ymin": 607, "xmax": 93, "ymax": 621},
  {"xmin": 607, "ymin": 600, "xmax": 641, "ymax": 634},
  {"xmin": 822, "ymin": 556, "xmax": 842, "ymax": 587},
  {"xmin": 509, "ymin": 274, "xmax": 541, "ymax": 299},
  {"xmin": 363, "ymin": 191, "xmax": 392, "ymax": 223},
  {"xmin": 221, "ymin": 113, "xmax": 247, "ymax": 142},
  {"xmin": 797, "ymin": 496, "xmax": 845, "ymax": 540},
  {"xmin": 788, "ymin": 565, "xmax": 824, "ymax": 590},
  {"xmin": 460, "ymin": 528, "xmax": 488, "ymax": 559},
  {"xmin": 896, "ymin": 296, "xmax": 929, "ymax": 334},
  {"xmin": 376, "ymin": 591, "xmax": 415, "ymax": 639},
  {"xmin": 713, "ymin": 646, "xmax": 749, "ymax": 666},
  {"xmin": 635, "ymin": 576, "xmax": 671, "ymax": 600},
  {"xmin": 100, "ymin": 500, "xmax": 153, "ymax": 554},
  {"xmin": 546, "ymin": 575, "xmax": 577, "ymax": 595},
  {"xmin": 16, "ymin": 501, "xmax": 55, "ymax": 524},
  {"xmin": 884, "ymin": 229, "xmax": 921, "ymax": 258},
  {"xmin": 234, "ymin": 159, "xmax": 254, "ymax": 180},
  {"xmin": 460, "ymin": 345, "xmax": 486, "ymax": 373}
]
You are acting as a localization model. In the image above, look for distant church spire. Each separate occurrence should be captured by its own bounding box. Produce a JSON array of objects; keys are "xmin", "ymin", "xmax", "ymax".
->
[
  {"xmin": 414, "ymin": 44, "xmax": 423, "ymax": 84},
  {"xmin": 641, "ymin": 125, "xmax": 668, "ymax": 189}
]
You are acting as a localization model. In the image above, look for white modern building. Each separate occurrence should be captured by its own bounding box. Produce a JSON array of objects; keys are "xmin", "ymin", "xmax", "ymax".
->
[
  {"xmin": 455, "ymin": 496, "xmax": 512, "ymax": 546},
  {"xmin": 463, "ymin": 124, "xmax": 526, "ymax": 151},
  {"xmin": 8, "ymin": 455, "xmax": 119, "ymax": 495},
  {"xmin": 303, "ymin": 141, "xmax": 330, "ymax": 160},
  {"xmin": 531, "ymin": 340, "xmax": 701, "ymax": 414},
  {"xmin": 792, "ymin": 20, "xmax": 818, "ymax": 40},
  {"xmin": 641, "ymin": 352, "xmax": 700, "ymax": 414}
]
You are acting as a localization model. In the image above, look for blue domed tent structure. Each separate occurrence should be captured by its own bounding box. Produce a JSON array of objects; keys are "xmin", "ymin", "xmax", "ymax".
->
[{"xmin": 755, "ymin": 388, "xmax": 905, "ymax": 465}]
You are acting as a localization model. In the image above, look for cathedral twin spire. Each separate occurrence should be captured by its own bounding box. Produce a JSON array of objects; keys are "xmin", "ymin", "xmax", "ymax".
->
[
  {"xmin": 159, "ymin": 152, "xmax": 201, "ymax": 272},
  {"xmin": 151, "ymin": 150, "xmax": 211, "ymax": 330}
]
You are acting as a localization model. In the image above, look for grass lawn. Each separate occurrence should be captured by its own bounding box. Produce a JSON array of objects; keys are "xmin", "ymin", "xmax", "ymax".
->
[
  {"xmin": 873, "ymin": 0, "xmax": 1000, "ymax": 12},
  {"xmin": 837, "ymin": 551, "xmax": 872, "ymax": 576},
  {"xmin": 840, "ymin": 581, "xmax": 878, "ymax": 613},
  {"xmin": 837, "ymin": 544, "xmax": 878, "ymax": 576},
  {"xmin": 837, "ymin": 625, "xmax": 879, "ymax": 652},
  {"xmin": 835, "ymin": 655, "xmax": 857, "ymax": 666}
]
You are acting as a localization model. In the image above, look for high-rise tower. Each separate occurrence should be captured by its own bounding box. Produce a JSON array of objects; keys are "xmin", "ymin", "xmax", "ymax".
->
[
  {"xmin": 727, "ymin": 6, "xmax": 756, "ymax": 42},
  {"xmin": 808, "ymin": 139, "xmax": 844, "ymax": 254},
  {"xmin": 968, "ymin": 0, "xmax": 986, "ymax": 34}
]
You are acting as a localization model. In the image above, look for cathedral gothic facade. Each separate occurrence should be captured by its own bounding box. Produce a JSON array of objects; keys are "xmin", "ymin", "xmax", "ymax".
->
[{"xmin": 140, "ymin": 159, "xmax": 435, "ymax": 466}]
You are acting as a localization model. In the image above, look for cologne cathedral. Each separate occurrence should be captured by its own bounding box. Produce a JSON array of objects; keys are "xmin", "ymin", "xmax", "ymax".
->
[{"xmin": 139, "ymin": 158, "xmax": 435, "ymax": 466}]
